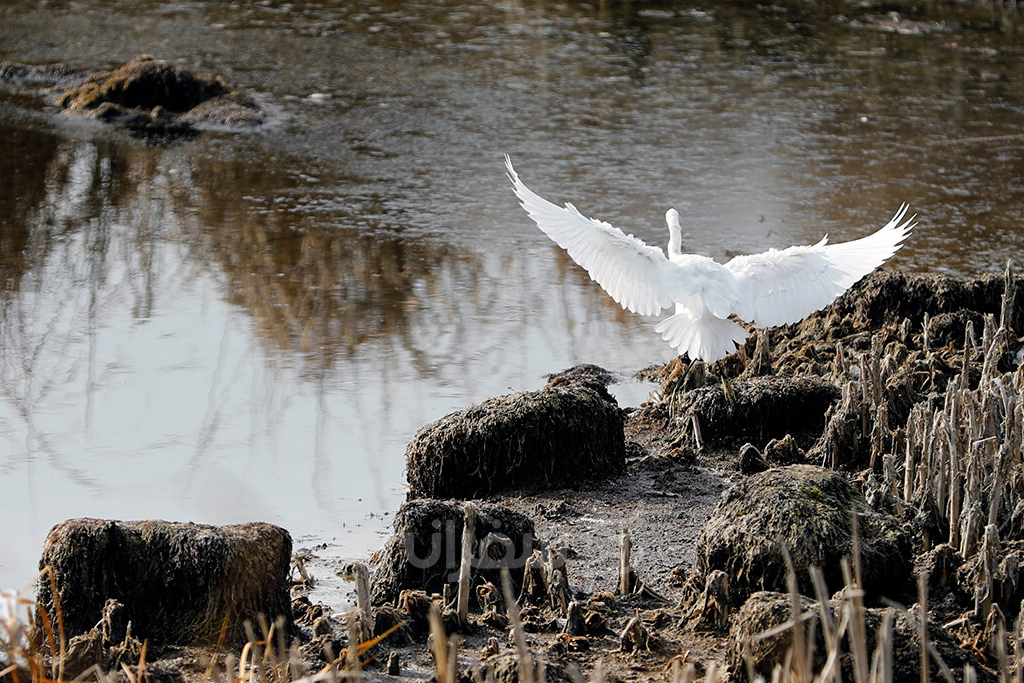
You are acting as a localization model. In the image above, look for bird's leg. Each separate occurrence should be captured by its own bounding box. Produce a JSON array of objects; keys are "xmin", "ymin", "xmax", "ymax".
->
[
  {"xmin": 675, "ymin": 359, "xmax": 694, "ymax": 391},
  {"xmin": 664, "ymin": 357, "xmax": 694, "ymax": 419},
  {"xmin": 716, "ymin": 362, "xmax": 737, "ymax": 404}
]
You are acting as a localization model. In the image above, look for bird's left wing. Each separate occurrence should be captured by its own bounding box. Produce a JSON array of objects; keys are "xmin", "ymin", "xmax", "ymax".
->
[
  {"xmin": 506, "ymin": 156, "xmax": 678, "ymax": 317},
  {"xmin": 724, "ymin": 204, "xmax": 915, "ymax": 327}
]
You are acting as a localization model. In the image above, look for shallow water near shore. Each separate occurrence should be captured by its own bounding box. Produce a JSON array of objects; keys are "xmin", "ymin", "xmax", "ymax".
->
[{"xmin": 1, "ymin": 0, "xmax": 1024, "ymax": 589}]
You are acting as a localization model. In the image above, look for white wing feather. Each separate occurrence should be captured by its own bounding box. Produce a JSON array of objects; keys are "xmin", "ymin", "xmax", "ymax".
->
[
  {"xmin": 507, "ymin": 156, "xmax": 678, "ymax": 317},
  {"xmin": 725, "ymin": 204, "xmax": 915, "ymax": 327}
]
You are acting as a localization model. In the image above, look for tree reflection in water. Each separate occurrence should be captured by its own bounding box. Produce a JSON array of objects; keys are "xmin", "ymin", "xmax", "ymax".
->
[{"xmin": 0, "ymin": 128, "xmax": 660, "ymax": 587}]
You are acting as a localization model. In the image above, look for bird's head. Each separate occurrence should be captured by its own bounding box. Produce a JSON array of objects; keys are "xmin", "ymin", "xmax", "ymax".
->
[{"xmin": 665, "ymin": 208, "xmax": 682, "ymax": 257}]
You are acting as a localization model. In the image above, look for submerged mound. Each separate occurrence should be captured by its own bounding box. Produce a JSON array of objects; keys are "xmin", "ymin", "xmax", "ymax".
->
[
  {"xmin": 370, "ymin": 500, "xmax": 536, "ymax": 606},
  {"xmin": 405, "ymin": 376, "xmax": 625, "ymax": 499},
  {"xmin": 697, "ymin": 465, "xmax": 912, "ymax": 604},
  {"xmin": 35, "ymin": 519, "xmax": 291, "ymax": 649},
  {"xmin": 53, "ymin": 56, "xmax": 264, "ymax": 134},
  {"xmin": 59, "ymin": 56, "xmax": 229, "ymax": 113}
]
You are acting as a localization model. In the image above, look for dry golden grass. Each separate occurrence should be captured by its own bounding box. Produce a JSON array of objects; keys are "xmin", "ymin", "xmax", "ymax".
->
[
  {"xmin": 2, "ymin": 547, "xmax": 1022, "ymax": 683},
  {"xmin": 0, "ymin": 566, "xmax": 402, "ymax": 683}
]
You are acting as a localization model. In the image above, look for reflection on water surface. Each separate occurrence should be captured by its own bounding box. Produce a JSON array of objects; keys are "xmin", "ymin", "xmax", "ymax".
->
[{"xmin": 1, "ymin": 0, "xmax": 1023, "ymax": 587}]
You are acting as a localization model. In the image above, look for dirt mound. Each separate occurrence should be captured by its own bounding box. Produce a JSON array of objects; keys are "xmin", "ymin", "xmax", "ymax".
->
[
  {"xmin": 729, "ymin": 591, "xmax": 822, "ymax": 680},
  {"xmin": 697, "ymin": 465, "xmax": 913, "ymax": 604},
  {"xmin": 405, "ymin": 377, "xmax": 624, "ymax": 499},
  {"xmin": 370, "ymin": 500, "xmax": 537, "ymax": 606},
  {"xmin": 730, "ymin": 590, "xmax": 995, "ymax": 683},
  {"xmin": 826, "ymin": 270, "xmax": 1015, "ymax": 331},
  {"xmin": 35, "ymin": 519, "xmax": 291, "ymax": 650},
  {"xmin": 672, "ymin": 376, "xmax": 840, "ymax": 452},
  {"xmin": 474, "ymin": 652, "xmax": 575, "ymax": 683}
]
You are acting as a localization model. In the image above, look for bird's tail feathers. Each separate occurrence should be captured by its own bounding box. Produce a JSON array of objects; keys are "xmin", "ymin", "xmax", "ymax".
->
[{"xmin": 654, "ymin": 309, "xmax": 748, "ymax": 363}]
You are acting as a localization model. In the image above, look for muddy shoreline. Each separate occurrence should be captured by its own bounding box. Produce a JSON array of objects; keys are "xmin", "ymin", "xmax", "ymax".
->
[
  {"xmin": 5, "ymin": 265, "xmax": 1024, "ymax": 683},
  {"xmin": 289, "ymin": 265, "xmax": 1024, "ymax": 682}
]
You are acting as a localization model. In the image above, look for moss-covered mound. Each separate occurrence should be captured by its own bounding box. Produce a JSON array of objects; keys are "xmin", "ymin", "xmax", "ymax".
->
[
  {"xmin": 827, "ymin": 270, "xmax": 1018, "ymax": 332},
  {"xmin": 405, "ymin": 381, "xmax": 624, "ymax": 499},
  {"xmin": 36, "ymin": 519, "xmax": 291, "ymax": 649},
  {"xmin": 697, "ymin": 465, "xmax": 912, "ymax": 604},
  {"xmin": 673, "ymin": 376, "xmax": 840, "ymax": 451},
  {"xmin": 370, "ymin": 500, "xmax": 536, "ymax": 606}
]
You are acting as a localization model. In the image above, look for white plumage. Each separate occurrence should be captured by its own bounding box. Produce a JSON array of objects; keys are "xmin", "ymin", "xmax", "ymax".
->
[{"xmin": 506, "ymin": 156, "xmax": 915, "ymax": 363}]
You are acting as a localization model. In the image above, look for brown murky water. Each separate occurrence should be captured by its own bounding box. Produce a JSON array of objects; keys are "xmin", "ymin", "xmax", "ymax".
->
[{"xmin": 2, "ymin": 0, "xmax": 1024, "ymax": 588}]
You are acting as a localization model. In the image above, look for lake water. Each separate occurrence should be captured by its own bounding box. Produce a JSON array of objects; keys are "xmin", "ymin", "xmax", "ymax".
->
[{"xmin": 2, "ymin": 0, "xmax": 1023, "ymax": 589}]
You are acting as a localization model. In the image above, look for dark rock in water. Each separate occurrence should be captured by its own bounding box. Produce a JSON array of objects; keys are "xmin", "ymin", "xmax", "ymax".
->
[
  {"xmin": 59, "ymin": 56, "xmax": 228, "ymax": 113},
  {"xmin": 90, "ymin": 101, "xmax": 199, "ymax": 142},
  {"xmin": 674, "ymin": 376, "xmax": 840, "ymax": 451},
  {"xmin": 405, "ymin": 377, "xmax": 624, "ymax": 498},
  {"xmin": 36, "ymin": 518, "xmax": 292, "ymax": 649},
  {"xmin": 730, "ymin": 591, "xmax": 995, "ymax": 683},
  {"xmin": 370, "ymin": 500, "xmax": 536, "ymax": 606},
  {"xmin": 50, "ymin": 56, "xmax": 264, "ymax": 134},
  {"xmin": 697, "ymin": 465, "xmax": 912, "ymax": 604},
  {"xmin": 182, "ymin": 91, "xmax": 265, "ymax": 127}
]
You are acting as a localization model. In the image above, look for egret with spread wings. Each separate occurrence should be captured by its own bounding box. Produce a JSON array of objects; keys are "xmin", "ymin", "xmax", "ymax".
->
[{"xmin": 506, "ymin": 156, "xmax": 915, "ymax": 363}]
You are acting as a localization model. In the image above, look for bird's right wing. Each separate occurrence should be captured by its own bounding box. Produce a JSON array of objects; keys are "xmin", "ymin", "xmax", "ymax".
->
[
  {"xmin": 724, "ymin": 204, "xmax": 915, "ymax": 327},
  {"xmin": 506, "ymin": 156, "xmax": 680, "ymax": 317}
]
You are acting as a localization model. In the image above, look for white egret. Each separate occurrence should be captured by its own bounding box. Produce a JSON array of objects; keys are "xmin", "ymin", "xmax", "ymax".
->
[{"xmin": 506, "ymin": 156, "xmax": 915, "ymax": 363}]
